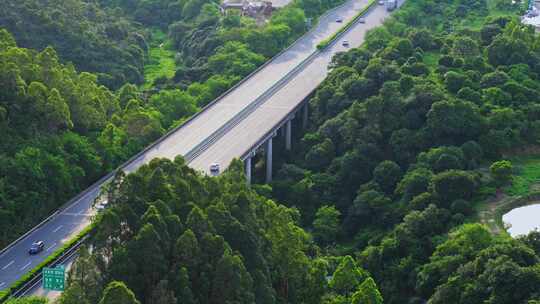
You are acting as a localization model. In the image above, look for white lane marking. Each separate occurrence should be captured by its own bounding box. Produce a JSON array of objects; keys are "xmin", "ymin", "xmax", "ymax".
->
[
  {"xmin": 53, "ymin": 225, "xmax": 63, "ymax": 233},
  {"xmin": 62, "ymin": 212, "xmax": 92, "ymax": 216},
  {"xmin": 46, "ymin": 242, "xmax": 57, "ymax": 252},
  {"xmin": 63, "ymin": 188, "xmax": 98, "ymax": 213},
  {"xmin": 2, "ymin": 260, "xmax": 14, "ymax": 270},
  {"xmin": 20, "ymin": 261, "xmax": 31, "ymax": 270}
]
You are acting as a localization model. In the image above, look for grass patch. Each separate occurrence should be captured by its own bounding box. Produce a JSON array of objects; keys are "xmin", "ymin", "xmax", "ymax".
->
[
  {"xmin": 457, "ymin": 9, "xmax": 511, "ymax": 30},
  {"xmin": 422, "ymin": 51, "xmax": 442, "ymax": 84},
  {"xmin": 494, "ymin": 193, "xmax": 540, "ymax": 232},
  {"xmin": 505, "ymin": 155, "xmax": 540, "ymax": 196},
  {"xmin": 473, "ymin": 154, "xmax": 540, "ymax": 234},
  {"xmin": 475, "ymin": 191, "xmax": 540, "ymax": 235},
  {"xmin": 454, "ymin": 0, "xmax": 521, "ymax": 31},
  {"xmin": 457, "ymin": 13, "xmax": 486, "ymax": 30},
  {"xmin": 143, "ymin": 29, "xmax": 176, "ymax": 89}
]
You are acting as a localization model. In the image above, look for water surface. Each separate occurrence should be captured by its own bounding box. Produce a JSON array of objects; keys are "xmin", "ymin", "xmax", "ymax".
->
[{"xmin": 502, "ymin": 203, "xmax": 540, "ymax": 237}]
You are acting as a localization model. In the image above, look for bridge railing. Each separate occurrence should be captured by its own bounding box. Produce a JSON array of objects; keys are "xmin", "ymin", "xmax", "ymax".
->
[
  {"xmin": 240, "ymin": 0, "xmax": 379, "ymax": 161},
  {"xmin": 0, "ymin": 0, "xmax": 376, "ymax": 299},
  {"xmin": 0, "ymin": 0, "xmax": 357, "ymax": 262}
]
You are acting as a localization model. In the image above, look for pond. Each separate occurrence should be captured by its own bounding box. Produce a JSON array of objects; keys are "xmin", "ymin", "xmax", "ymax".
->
[{"xmin": 502, "ymin": 203, "xmax": 540, "ymax": 237}]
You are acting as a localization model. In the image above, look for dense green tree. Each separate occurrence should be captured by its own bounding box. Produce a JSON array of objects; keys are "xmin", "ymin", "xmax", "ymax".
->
[
  {"xmin": 58, "ymin": 282, "xmax": 90, "ymax": 304},
  {"xmin": 208, "ymin": 42, "xmax": 265, "ymax": 78},
  {"xmin": 148, "ymin": 280, "xmax": 176, "ymax": 304},
  {"xmin": 99, "ymin": 281, "xmax": 141, "ymax": 304},
  {"xmin": 373, "ymin": 161, "xmax": 403, "ymax": 195},
  {"xmin": 313, "ymin": 205, "xmax": 341, "ymax": 244},
  {"xmin": 351, "ymin": 278, "xmax": 384, "ymax": 304},
  {"xmin": 396, "ymin": 168, "xmax": 433, "ymax": 201},
  {"xmin": 174, "ymin": 267, "xmax": 196, "ymax": 304},
  {"xmin": 490, "ymin": 160, "xmax": 513, "ymax": 186},
  {"xmin": 427, "ymin": 100, "xmax": 484, "ymax": 144},
  {"xmin": 432, "ymin": 170, "xmax": 475, "ymax": 204},
  {"xmin": 211, "ymin": 251, "xmax": 255, "ymax": 303},
  {"xmin": 330, "ymin": 256, "xmax": 368, "ymax": 295},
  {"xmin": 14, "ymin": 1, "xmax": 540, "ymax": 304},
  {"xmin": 0, "ymin": 0, "xmax": 147, "ymax": 89},
  {"xmin": 416, "ymin": 224, "xmax": 493, "ymax": 297},
  {"xmin": 64, "ymin": 245, "xmax": 103, "ymax": 303}
]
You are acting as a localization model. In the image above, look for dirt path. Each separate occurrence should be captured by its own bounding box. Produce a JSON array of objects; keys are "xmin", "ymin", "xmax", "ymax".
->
[
  {"xmin": 478, "ymin": 190, "xmax": 540, "ymax": 234},
  {"xmin": 478, "ymin": 191, "xmax": 508, "ymax": 234}
]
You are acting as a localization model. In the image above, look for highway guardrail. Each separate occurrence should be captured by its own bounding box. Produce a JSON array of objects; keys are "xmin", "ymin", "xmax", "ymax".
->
[
  {"xmin": 0, "ymin": 211, "xmax": 59, "ymax": 259},
  {"xmin": 115, "ymin": 0, "xmax": 360, "ymax": 174},
  {"xmin": 0, "ymin": 0, "xmax": 368, "ymax": 265},
  {"xmin": 317, "ymin": 0, "xmax": 377, "ymax": 49},
  {"xmin": 0, "ymin": 225, "xmax": 92, "ymax": 302},
  {"xmin": 184, "ymin": 45, "xmax": 321, "ymax": 162},
  {"xmin": 0, "ymin": 0, "xmax": 373, "ymax": 298},
  {"xmin": 186, "ymin": 0, "xmax": 379, "ymax": 164},
  {"xmin": 240, "ymin": 0, "xmax": 384, "ymax": 161},
  {"xmin": 9, "ymin": 237, "xmax": 85, "ymax": 299}
]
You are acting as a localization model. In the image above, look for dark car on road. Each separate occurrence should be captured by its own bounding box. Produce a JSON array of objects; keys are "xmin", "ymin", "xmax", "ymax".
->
[
  {"xmin": 209, "ymin": 163, "xmax": 220, "ymax": 176},
  {"xmin": 28, "ymin": 241, "xmax": 44, "ymax": 254}
]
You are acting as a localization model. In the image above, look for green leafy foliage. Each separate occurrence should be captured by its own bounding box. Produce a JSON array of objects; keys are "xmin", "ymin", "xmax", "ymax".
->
[
  {"xmin": 269, "ymin": 0, "xmax": 540, "ymax": 302},
  {"xmin": 490, "ymin": 159, "xmax": 513, "ymax": 186},
  {"xmin": 0, "ymin": 31, "xmax": 196, "ymax": 247},
  {"xmin": 330, "ymin": 256, "xmax": 367, "ymax": 295},
  {"xmin": 0, "ymin": 0, "xmax": 147, "ymax": 89},
  {"xmin": 55, "ymin": 158, "xmax": 384, "ymax": 304},
  {"xmin": 351, "ymin": 277, "xmax": 383, "ymax": 304},
  {"xmin": 99, "ymin": 281, "xmax": 141, "ymax": 304},
  {"xmin": 313, "ymin": 205, "xmax": 341, "ymax": 244},
  {"xmin": 4, "ymin": 0, "xmax": 540, "ymax": 303},
  {"xmin": 5, "ymin": 297, "xmax": 48, "ymax": 304},
  {"xmin": 506, "ymin": 156, "xmax": 540, "ymax": 195}
]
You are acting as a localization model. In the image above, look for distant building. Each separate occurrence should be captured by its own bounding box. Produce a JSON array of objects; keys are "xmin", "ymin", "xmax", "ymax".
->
[
  {"xmin": 222, "ymin": 0, "xmax": 273, "ymax": 17},
  {"xmin": 522, "ymin": 4, "xmax": 540, "ymax": 30},
  {"xmin": 385, "ymin": 0, "xmax": 397, "ymax": 11}
]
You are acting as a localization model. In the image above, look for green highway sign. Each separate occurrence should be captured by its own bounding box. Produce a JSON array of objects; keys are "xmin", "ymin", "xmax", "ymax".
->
[{"xmin": 42, "ymin": 266, "xmax": 65, "ymax": 291}]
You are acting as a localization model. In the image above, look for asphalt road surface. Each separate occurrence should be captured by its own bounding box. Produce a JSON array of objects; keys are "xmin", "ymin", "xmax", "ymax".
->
[
  {"xmin": 189, "ymin": 4, "xmax": 397, "ymax": 172},
  {"xmin": 121, "ymin": 0, "xmax": 374, "ymax": 175},
  {"xmin": 0, "ymin": 189, "xmax": 95, "ymax": 291},
  {"xmin": 0, "ymin": 0, "xmax": 400, "ymax": 295},
  {"xmin": 20, "ymin": 253, "xmax": 78, "ymax": 300}
]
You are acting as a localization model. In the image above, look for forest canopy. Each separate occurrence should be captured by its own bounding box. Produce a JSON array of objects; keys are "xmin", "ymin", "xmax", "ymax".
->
[
  {"xmin": 3, "ymin": 0, "xmax": 540, "ymax": 303},
  {"xmin": 0, "ymin": 30, "xmax": 197, "ymax": 247},
  {"xmin": 0, "ymin": 0, "xmax": 148, "ymax": 89},
  {"xmin": 50, "ymin": 158, "xmax": 385, "ymax": 304}
]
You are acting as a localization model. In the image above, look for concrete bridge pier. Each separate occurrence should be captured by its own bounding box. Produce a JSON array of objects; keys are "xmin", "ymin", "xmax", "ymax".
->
[
  {"xmin": 245, "ymin": 156, "xmax": 252, "ymax": 185},
  {"xmin": 285, "ymin": 119, "xmax": 292, "ymax": 151},
  {"xmin": 266, "ymin": 137, "xmax": 273, "ymax": 183},
  {"xmin": 302, "ymin": 102, "xmax": 309, "ymax": 128}
]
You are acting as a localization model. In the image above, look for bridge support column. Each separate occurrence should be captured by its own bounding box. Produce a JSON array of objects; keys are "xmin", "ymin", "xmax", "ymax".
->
[
  {"xmin": 303, "ymin": 103, "xmax": 309, "ymax": 128},
  {"xmin": 285, "ymin": 120, "xmax": 292, "ymax": 150},
  {"xmin": 245, "ymin": 157, "xmax": 252, "ymax": 185},
  {"xmin": 266, "ymin": 138, "xmax": 273, "ymax": 183}
]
